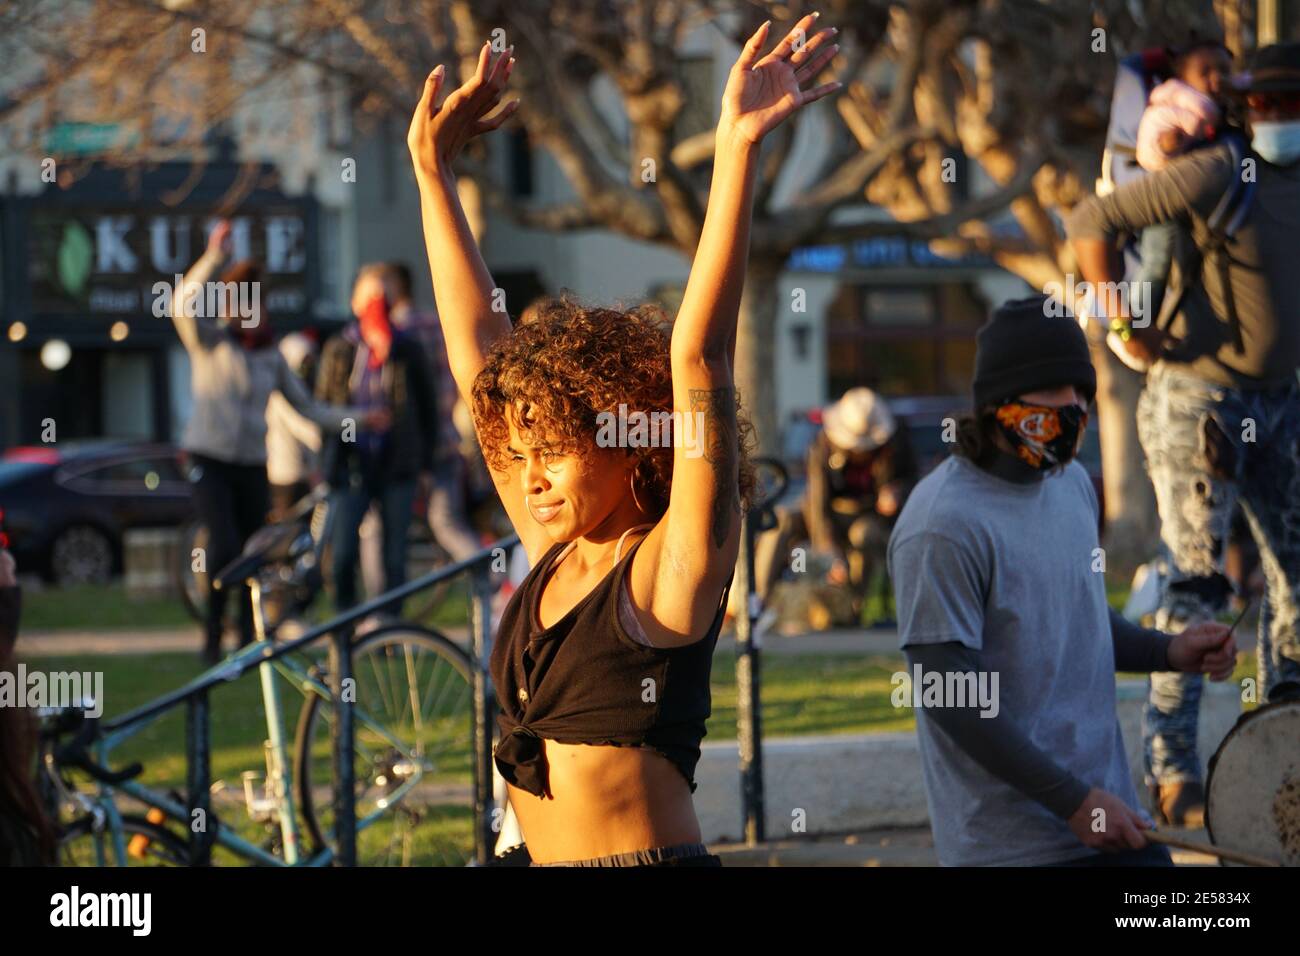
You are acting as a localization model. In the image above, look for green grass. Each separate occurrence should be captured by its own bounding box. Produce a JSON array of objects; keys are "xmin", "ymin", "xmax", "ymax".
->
[
  {"xmin": 21, "ymin": 583, "xmax": 195, "ymax": 631},
  {"xmin": 40, "ymin": 652, "xmax": 306, "ymax": 785},
  {"xmin": 39, "ymin": 649, "xmax": 914, "ymax": 774},
  {"xmin": 20, "ymin": 577, "xmax": 475, "ymax": 633},
  {"xmin": 42, "ymin": 639, "xmax": 1258, "ymax": 787},
  {"xmin": 709, "ymin": 652, "xmax": 916, "ymax": 737},
  {"xmin": 39, "ymin": 646, "xmax": 478, "ymax": 866}
]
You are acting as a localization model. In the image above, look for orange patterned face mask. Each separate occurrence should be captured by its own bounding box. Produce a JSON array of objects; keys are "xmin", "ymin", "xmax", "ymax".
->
[{"xmin": 994, "ymin": 401, "xmax": 1088, "ymax": 469}]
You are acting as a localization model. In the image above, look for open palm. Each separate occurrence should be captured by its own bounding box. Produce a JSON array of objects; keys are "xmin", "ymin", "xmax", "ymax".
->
[
  {"xmin": 408, "ymin": 41, "xmax": 519, "ymax": 178},
  {"xmin": 721, "ymin": 14, "xmax": 841, "ymax": 145}
]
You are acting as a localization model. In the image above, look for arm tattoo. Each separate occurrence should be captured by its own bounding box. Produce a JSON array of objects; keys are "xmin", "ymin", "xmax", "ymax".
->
[{"xmin": 689, "ymin": 386, "xmax": 741, "ymax": 550}]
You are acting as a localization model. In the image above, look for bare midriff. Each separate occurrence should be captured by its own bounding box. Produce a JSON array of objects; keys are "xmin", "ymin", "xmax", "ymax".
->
[{"xmin": 506, "ymin": 738, "xmax": 701, "ymax": 862}]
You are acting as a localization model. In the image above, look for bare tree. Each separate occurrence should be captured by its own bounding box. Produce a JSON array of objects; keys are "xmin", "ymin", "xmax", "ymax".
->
[{"xmin": 1, "ymin": 0, "xmax": 1235, "ymax": 570}]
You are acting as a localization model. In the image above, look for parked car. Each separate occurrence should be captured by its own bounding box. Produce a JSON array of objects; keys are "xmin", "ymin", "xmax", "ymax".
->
[
  {"xmin": 778, "ymin": 395, "xmax": 1106, "ymax": 531},
  {"xmin": 0, "ymin": 441, "xmax": 195, "ymax": 586}
]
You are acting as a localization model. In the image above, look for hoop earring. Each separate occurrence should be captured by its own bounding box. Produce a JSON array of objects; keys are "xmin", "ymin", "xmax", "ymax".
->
[{"xmin": 629, "ymin": 469, "xmax": 646, "ymax": 515}]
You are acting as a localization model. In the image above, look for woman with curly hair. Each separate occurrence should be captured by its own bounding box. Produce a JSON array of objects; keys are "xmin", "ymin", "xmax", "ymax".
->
[{"xmin": 407, "ymin": 14, "xmax": 841, "ymax": 866}]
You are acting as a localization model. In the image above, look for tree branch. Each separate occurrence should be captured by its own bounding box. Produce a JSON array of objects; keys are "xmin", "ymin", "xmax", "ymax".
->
[
  {"xmin": 478, "ymin": 175, "xmax": 601, "ymax": 230},
  {"xmin": 482, "ymin": 5, "xmax": 669, "ymax": 243},
  {"xmin": 811, "ymin": 154, "xmax": 1045, "ymax": 245}
]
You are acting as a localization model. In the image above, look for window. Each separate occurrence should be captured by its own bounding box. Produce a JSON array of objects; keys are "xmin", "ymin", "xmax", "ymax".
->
[
  {"xmin": 316, "ymin": 207, "xmax": 342, "ymax": 316},
  {"xmin": 864, "ymin": 289, "xmax": 934, "ymax": 326},
  {"xmin": 508, "ymin": 129, "xmax": 534, "ymax": 198},
  {"xmin": 62, "ymin": 454, "xmax": 183, "ymax": 494},
  {"xmin": 825, "ymin": 282, "xmax": 987, "ymax": 399}
]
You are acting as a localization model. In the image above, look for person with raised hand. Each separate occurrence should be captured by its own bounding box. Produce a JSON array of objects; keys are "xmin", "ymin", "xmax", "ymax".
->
[
  {"xmin": 170, "ymin": 221, "xmax": 388, "ymax": 664},
  {"xmin": 406, "ymin": 16, "xmax": 840, "ymax": 867}
]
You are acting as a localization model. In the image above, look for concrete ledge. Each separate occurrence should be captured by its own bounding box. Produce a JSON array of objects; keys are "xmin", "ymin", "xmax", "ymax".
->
[{"xmin": 695, "ymin": 679, "xmax": 1243, "ymax": 844}]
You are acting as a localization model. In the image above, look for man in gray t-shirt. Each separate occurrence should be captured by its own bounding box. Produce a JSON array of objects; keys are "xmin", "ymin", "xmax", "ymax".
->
[{"xmin": 889, "ymin": 296, "xmax": 1237, "ymax": 866}]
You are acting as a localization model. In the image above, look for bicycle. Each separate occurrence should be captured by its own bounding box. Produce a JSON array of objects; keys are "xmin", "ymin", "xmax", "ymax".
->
[
  {"xmin": 177, "ymin": 482, "xmax": 461, "ymax": 633},
  {"xmin": 41, "ymin": 528, "xmax": 511, "ymax": 866}
]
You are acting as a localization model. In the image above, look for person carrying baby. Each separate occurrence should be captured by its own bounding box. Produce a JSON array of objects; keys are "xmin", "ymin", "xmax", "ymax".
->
[{"xmin": 1131, "ymin": 37, "xmax": 1234, "ymax": 327}]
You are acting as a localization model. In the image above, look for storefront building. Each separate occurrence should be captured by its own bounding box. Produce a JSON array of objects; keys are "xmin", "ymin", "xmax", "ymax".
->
[
  {"xmin": 0, "ymin": 162, "xmax": 328, "ymax": 451},
  {"xmin": 785, "ymin": 234, "xmax": 1029, "ymax": 406}
]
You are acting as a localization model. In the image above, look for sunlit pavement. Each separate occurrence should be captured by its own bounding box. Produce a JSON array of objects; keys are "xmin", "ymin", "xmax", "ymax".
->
[
  {"xmin": 710, "ymin": 825, "xmax": 1218, "ymax": 867},
  {"xmin": 712, "ymin": 826, "xmax": 936, "ymax": 866}
]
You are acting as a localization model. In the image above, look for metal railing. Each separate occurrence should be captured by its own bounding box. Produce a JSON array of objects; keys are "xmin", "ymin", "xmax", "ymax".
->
[
  {"xmin": 99, "ymin": 534, "xmax": 518, "ymax": 866},
  {"xmin": 734, "ymin": 457, "xmax": 789, "ymax": 845},
  {"xmin": 91, "ymin": 457, "xmax": 786, "ymax": 864}
]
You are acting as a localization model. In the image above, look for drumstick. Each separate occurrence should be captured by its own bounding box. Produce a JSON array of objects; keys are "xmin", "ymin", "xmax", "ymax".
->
[
  {"xmin": 1225, "ymin": 597, "xmax": 1254, "ymax": 640},
  {"xmin": 1145, "ymin": 829, "xmax": 1282, "ymax": 867}
]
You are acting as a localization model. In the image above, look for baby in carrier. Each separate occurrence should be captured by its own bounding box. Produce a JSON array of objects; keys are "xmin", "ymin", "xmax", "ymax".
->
[{"xmin": 1131, "ymin": 38, "xmax": 1234, "ymax": 327}]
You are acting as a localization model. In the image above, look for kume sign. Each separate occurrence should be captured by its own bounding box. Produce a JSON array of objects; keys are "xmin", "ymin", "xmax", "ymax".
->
[{"xmin": 28, "ymin": 209, "xmax": 310, "ymax": 316}]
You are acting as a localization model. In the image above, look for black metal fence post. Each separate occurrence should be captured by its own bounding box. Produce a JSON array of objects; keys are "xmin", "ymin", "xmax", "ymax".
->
[
  {"xmin": 735, "ymin": 507, "xmax": 766, "ymax": 845},
  {"xmin": 185, "ymin": 690, "xmax": 213, "ymax": 865},
  {"xmin": 330, "ymin": 627, "xmax": 357, "ymax": 866},
  {"xmin": 469, "ymin": 563, "xmax": 497, "ymax": 865}
]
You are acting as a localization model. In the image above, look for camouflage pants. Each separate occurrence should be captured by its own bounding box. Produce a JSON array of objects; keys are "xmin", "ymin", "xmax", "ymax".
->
[{"xmin": 1135, "ymin": 364, "xmax": 1300, "ymax": 785}]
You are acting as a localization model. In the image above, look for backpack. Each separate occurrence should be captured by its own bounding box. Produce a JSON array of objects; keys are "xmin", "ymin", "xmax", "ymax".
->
[
  {"xmin": 1097, "ymin": 50, "xmax": 1174, "ymax": 197},
  {"xmin": 1155, "ymin": 131, "xmax": 1255, "ymax": 356},
  {"xmin": 1094, "ymin": 51, "xmax": 1256, "ymax": 371}
]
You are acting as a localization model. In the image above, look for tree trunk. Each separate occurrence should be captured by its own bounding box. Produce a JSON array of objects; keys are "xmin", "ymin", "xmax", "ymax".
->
[
  {"xmin": 1091, "ymin": 338, "xmax": 1158, "ymax": 578},
  {"xmin": 734, "ymin": 258, "xmax": 782, "ymax": 457}
]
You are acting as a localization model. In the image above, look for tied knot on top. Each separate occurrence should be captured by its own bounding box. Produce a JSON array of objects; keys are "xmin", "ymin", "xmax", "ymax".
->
[{"xmin": 494, "ymin": 722, "xmax": 549, "ymax": 797}]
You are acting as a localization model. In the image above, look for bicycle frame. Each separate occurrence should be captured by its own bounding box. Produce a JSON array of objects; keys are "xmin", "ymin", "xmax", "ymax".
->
[
  {"xmin": 57, "ymin": 534, "xmax": 516, "ymax": 866},
  {"xmin": 69, "ymin": 624, "xmax": 397, "ymax": 865}
]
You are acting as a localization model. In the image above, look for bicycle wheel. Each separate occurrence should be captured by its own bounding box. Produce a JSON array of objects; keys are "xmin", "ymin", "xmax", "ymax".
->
[
  {"xmin": 294, "ymin": 624, "xmax": 477, "ymax": 866},
  {"xmin": 177, "ymin": 520, "xmax": 209, "ymax": 624},
  {"xmin": 57, "ymin": 814, "xmax": 190, "ymax": 866},
  {"xmin": 399, "ymin": 529, "xmax": 457, "ymax": 624}
]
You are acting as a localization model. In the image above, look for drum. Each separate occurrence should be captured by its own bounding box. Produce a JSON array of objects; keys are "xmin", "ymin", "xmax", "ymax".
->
[{"xmin": 1206, "ymin": 699, "xmax": 1300, "ymax": 866}]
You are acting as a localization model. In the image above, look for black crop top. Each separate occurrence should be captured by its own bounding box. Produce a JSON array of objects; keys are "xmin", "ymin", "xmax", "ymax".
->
[{"xmin": 489, "ymin": 531, "xmax": 732, "ymax": 799}]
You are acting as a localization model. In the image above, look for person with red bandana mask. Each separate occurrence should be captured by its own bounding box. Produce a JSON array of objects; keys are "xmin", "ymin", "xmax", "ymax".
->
[
  {"xmin": 315, "ymin": 264, "xmax": 441, "ymax": 617},
  {"xmin": 171, "ymin": 220, "xmax": 389, "ymax": 664}
]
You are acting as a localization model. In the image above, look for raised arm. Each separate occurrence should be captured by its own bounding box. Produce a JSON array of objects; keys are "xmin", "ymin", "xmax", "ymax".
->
[
  {"xmin": 169, "ymin": 221, "xmax": 231, "ymax": 354},
  {"xmin": 406, "ymin": 44, "xmax": 519, "ymax": 406},
  {"xmin": 671, "ymin": 15, "xmax": 840, "ymax": 364},
  {"xmin": 407, "ymin": 43, "xmax": 552, "ymax": 557},
  {"xmin": 276, "ymin": 353, "xmax": 381, "ymax": 436},
  {"xmin": 642, "ymin": 16, "xmax": 841, "ymax": 640},
  {"xmin": 1066, "ymin": 147, "xmax": 1236, "ymax": 364}
]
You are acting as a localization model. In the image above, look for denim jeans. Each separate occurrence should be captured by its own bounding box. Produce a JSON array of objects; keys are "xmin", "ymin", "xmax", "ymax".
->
[
  {"xmin": 1047, "ymin": 843, "xmax": 1174, "ymax": 867},
  {"xmin": 330, "ymin": 477, "xmax": 417, "ymax": 612},
  {"xmin": 1135, "ymin": 364, "xmax": 1300, "ymax": 785}
]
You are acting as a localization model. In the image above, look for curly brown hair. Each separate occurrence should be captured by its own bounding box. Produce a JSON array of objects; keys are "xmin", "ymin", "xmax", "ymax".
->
[{"xmin": 470, "ymin": 296, "xmax": 757, "ymax": 520}]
